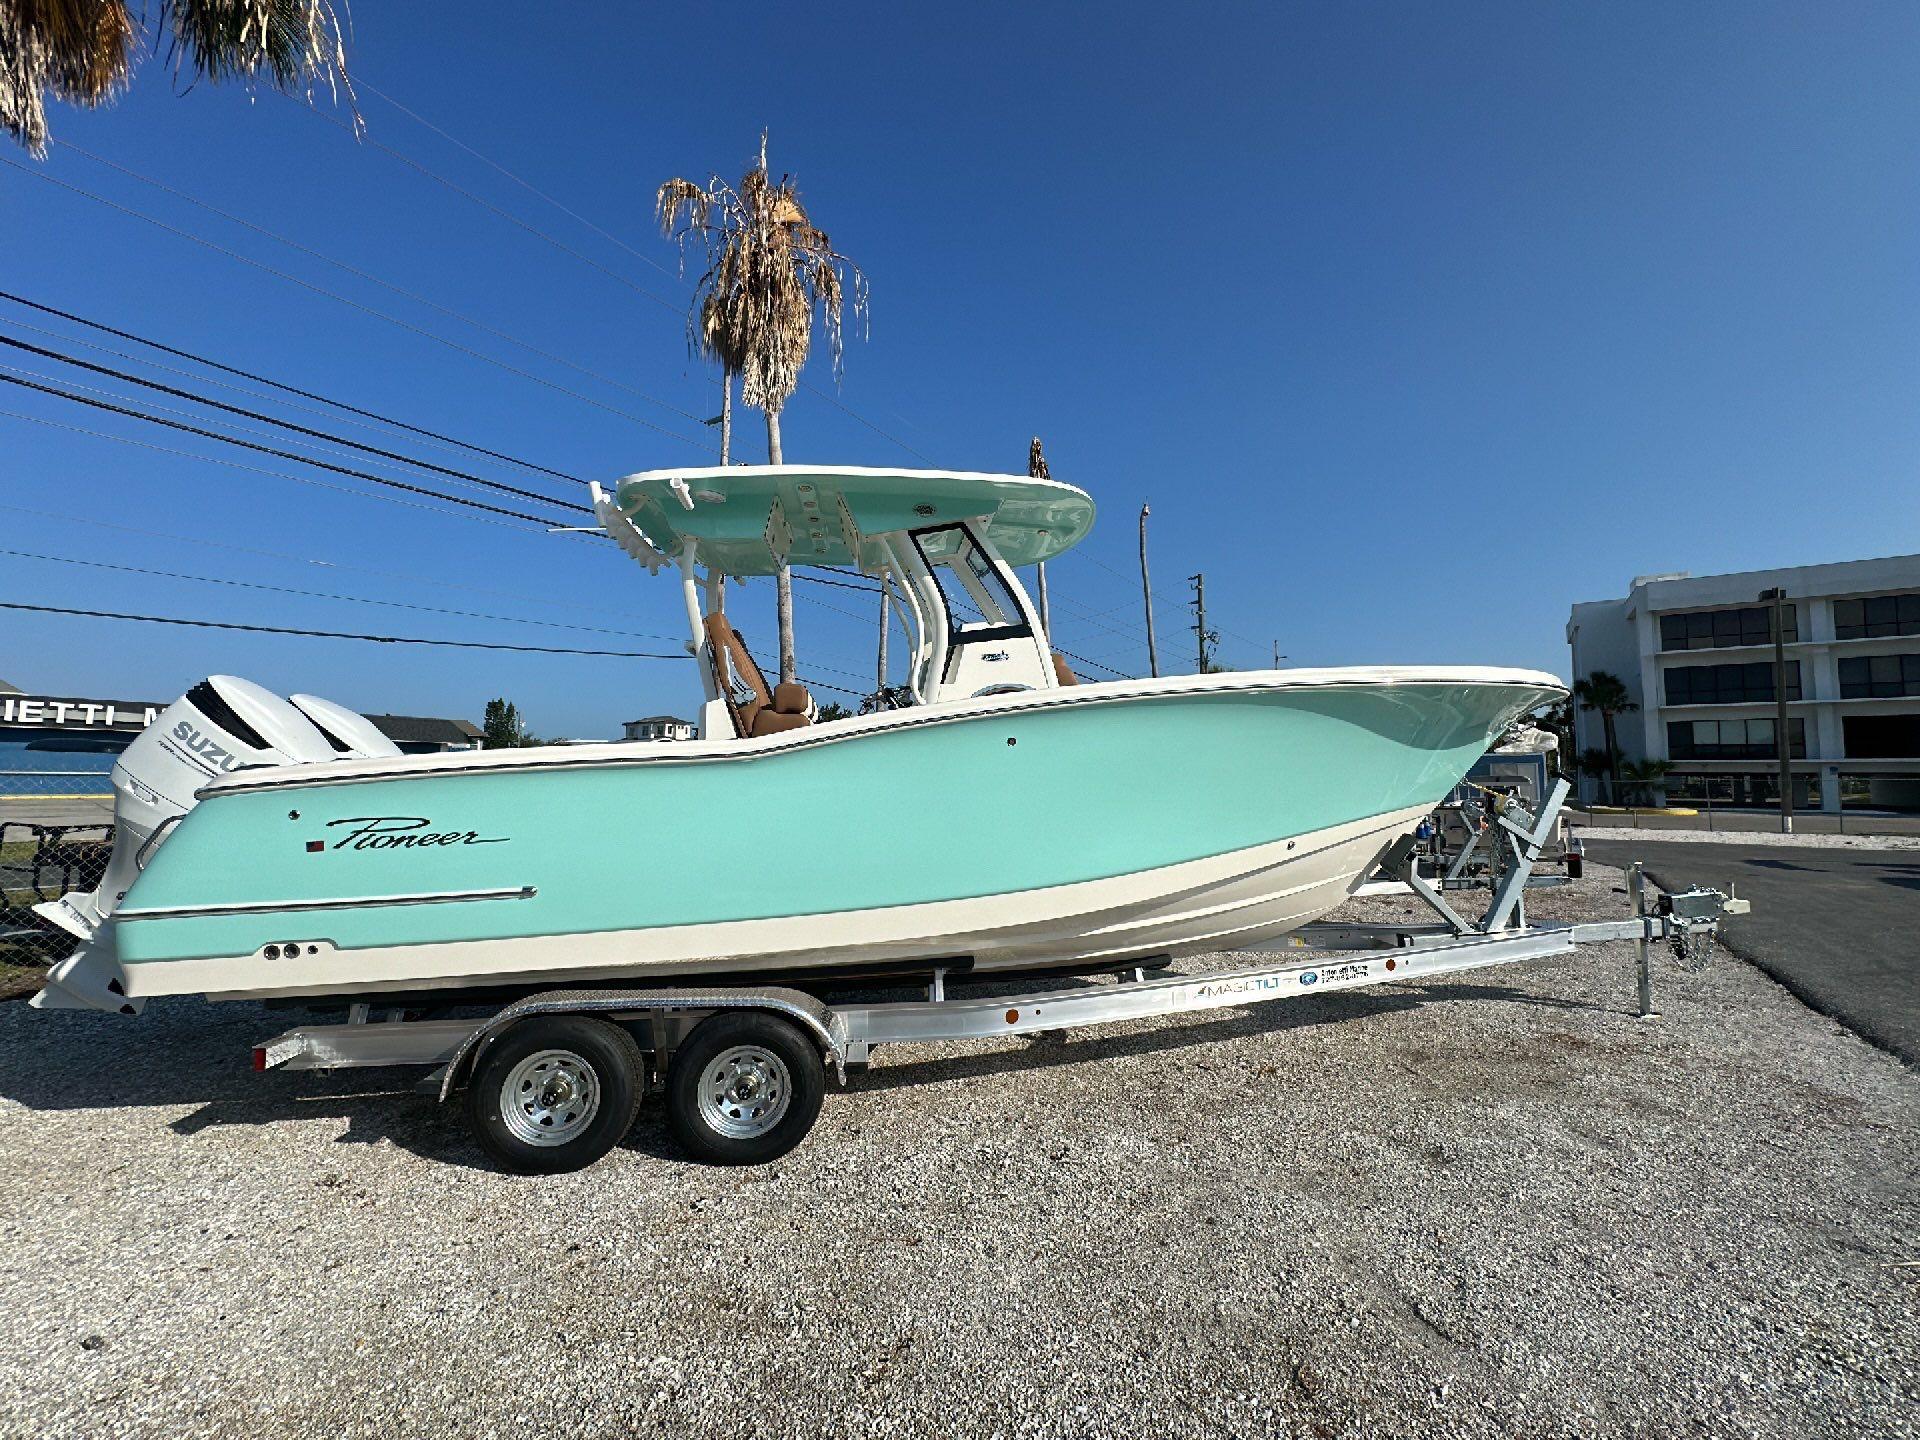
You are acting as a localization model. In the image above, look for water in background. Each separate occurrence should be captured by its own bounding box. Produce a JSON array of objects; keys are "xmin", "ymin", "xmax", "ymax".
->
[{"xmin": 0, "ymin": 737, "xmax": 123, "ymax": 796}]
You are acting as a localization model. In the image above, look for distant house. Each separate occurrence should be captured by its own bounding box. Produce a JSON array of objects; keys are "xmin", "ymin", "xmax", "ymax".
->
[
  {"xmin": 364, "ymin": 714, "xmax": 485, "ymax": 754},
  {"xmin": 623, "ymin": 714, "xmax": 695, "ymax": 742},
  {"xmin": 0, "ymin": 677, "xmax": 19, "ymax": 696}
]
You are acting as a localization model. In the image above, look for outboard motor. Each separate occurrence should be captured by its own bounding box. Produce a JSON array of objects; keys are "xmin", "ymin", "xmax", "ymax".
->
[
  {"xmin": 289, "ymin": 694, "xmax": 404, "ymax": 760},
  {"xmin": 33, "ymin": 676, "xmax": 388, "ymax": 948}
]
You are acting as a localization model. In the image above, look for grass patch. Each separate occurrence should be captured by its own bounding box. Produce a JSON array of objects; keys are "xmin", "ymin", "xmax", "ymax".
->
[{"xmin": 0, "ymin": 936, "xmax": 52, "ymax": 1001}]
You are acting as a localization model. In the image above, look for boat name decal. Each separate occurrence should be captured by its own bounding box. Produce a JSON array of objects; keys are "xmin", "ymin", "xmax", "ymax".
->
[{"xmin": 323, "ymin": 816, "xmax": 509, "ymax": 852}]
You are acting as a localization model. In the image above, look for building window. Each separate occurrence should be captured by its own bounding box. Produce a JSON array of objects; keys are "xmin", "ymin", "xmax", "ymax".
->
[
  {"xmin": 1667, "ymin": 718, "xmax": 1807, "ymax": 760},
  {"xmin": 1839, "ymin": 654, "xmax": 1920, "ymax": 699},
  {"xmin": 1843, "ymin": 713, "xmax": 1920, "ymax": 759},
  {"xmin": 1835, "ymin": 593, "xmax": 1920, "ymax": 641},
  {"xmin": 1658, "ymin": 604, "xmax": 1797, "ymax": 652},
  {"xmin": 1663, "ymin": 660, "xmax": 1801, "ymax": 706}
]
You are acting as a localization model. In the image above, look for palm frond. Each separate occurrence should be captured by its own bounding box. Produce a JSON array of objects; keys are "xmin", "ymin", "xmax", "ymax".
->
[
  {"xmin": 3, "ymin": 0, "xmax": 353, "ymax": 154},
  {"xmin": 1, "ymin": 0, "xmax": 136, "ymax": 154},
  {"xmin": 164, "ymin": 0, "xmax": 349, "ymax": 95},
  {"xmin": 656, "ymin": 135, "xmax": 867, "ymax": 416}
]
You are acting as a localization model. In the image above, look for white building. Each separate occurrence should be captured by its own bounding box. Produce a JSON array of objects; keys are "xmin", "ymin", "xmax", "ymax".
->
[
  {"xmin": 1566, "ymin": 554, "xmax": 1920, "ymax": 812},
  {"xmin": 622, "ymin": 714, "xmax": 695, "ymax": 743}
]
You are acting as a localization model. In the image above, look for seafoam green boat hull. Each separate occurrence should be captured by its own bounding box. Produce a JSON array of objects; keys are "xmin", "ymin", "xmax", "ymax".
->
[{"xmin": 111, "ymin": 679, "xmax": 1551, "ymax": 978}]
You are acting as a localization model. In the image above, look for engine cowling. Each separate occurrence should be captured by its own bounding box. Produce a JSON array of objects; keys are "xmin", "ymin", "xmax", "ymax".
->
[{"xmin": 31, "ymin": 677, "xmax": 395, "ymax": 1010}]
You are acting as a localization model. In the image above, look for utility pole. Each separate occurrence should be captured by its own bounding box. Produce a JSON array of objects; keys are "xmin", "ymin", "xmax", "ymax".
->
[
  {"xmin": 1188, "ymin": 572, "xmax": 1217, "ymax": 673},
  {"xmin": 1272, "ymin": 640, "xmax": 1283, "ymax": 670},
  {"xmin": 1139, "ymin": 504, "xmax": 1159, "ymax": 678},
  {"xmin": 1761, "ymin": 586, "xmax": 1794, "ymax": 833}
]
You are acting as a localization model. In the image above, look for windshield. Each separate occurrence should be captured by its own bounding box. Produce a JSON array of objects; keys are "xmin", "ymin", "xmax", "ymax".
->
[{"xmin": 910, "ymin": 525, "xmax": 1030, "ymax": 640}]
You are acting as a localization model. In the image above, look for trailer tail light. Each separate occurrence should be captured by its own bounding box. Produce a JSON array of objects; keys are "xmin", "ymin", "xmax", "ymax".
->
[
  {"xmin": 252, "ymin": 1046, "xmax": 267, "ymax": 1072},
  {"xmin": 1005, "ymin": 1009, "xmax": 1020, "ymax": 1024}
]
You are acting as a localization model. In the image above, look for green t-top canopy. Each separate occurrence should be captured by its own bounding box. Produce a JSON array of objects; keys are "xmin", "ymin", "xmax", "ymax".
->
[{"xmin": 608, "ymin": 465, "xmax": 1096, "ymax": 575}]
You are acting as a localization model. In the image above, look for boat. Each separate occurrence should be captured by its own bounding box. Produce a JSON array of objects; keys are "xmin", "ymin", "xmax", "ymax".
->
[{"xmin": 33, "ymin": 466, "xmax": 1563, "ymax": 1016}]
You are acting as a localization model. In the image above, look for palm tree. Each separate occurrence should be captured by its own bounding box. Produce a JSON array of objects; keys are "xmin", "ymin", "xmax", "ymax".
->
[
  {"xmin": 1617, "ymin": 757, "xmax": 1673, "ymax": 807},
  {"xmin": 1572, "ymin": 671, "xmax": 1638, "ymax": 808},
  {"xmin": 1, "ymin": 0, "xmax": 353, "ymax": 155},
  {"xmin": 658, "ymin": 134, "xmax": 867, "ymax": 685}
]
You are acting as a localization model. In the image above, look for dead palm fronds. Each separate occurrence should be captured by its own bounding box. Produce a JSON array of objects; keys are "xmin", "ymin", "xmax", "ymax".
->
[
  {"xmin": 1, "ymin": 0, "xmax": 354, "ymax": 156},
  {"xmin": 658, "ymin": 132, "xmax": 868, "ymax": 684}
]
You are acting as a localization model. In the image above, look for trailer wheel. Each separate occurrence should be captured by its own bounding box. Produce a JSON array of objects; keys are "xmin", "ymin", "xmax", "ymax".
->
[
  {"xmin": 665, "ymin": 1012, "xmax": 825, "ymax": 1165},
  {"xmin": 466, "ymin": 1016, "xmax": 643, "ymax": 1175}
]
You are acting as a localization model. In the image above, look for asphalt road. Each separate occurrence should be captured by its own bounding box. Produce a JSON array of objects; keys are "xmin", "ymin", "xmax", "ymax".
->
[{"xmin": 1581, "ymin": 838, "xmax": 1920, "ymax": 1065}]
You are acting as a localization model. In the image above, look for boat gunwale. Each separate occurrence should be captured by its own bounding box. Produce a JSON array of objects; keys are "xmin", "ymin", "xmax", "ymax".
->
[{"xmin": 196, "ymin": 665, "xmax": 1567, "ymax": 797}]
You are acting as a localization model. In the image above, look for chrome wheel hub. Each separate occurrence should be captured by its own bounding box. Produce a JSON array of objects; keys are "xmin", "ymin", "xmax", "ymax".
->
[
  {"xmin": 697, "ymin": 1045, "xmax": 792, "ymax": 1139},
  {"xmin": 501, "ymin": 1049, "xmax": 602, "ymax": 1147}
]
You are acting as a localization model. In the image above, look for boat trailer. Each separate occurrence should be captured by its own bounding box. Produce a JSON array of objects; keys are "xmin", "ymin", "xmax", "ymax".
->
[{"xmin": 251, "ymin": 784, "xmax": 1749, "ymax": 1174}]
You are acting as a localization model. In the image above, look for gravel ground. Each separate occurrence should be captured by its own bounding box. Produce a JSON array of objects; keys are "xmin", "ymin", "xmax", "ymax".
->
[
  {"xmin": 0, "ymin": 862, "xmax": 1914, "ymax": 1440},
  {"xmin": 1573, "ymin": 826, "xmax": 1920, "ymax": 852}
]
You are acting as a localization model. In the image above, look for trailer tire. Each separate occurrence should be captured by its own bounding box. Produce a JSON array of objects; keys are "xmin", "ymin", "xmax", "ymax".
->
[
  {"xmin": 666, "ymin": 1012, "xmax": 825, "ymax": 1165},
  {"xmin": 466, "ymin": 1015, "xmax": 643, "ymax": 1175}
]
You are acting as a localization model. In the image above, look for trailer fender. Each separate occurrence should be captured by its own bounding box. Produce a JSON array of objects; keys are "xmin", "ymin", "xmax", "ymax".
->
[{"xmin": 436, "ymin": 985, "xmax": 847, "ymax": 1102}]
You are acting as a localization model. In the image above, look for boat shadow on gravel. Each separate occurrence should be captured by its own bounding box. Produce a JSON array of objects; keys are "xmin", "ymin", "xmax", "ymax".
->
[
  {"xmin": 0, "ymin": 998, "xmax": 486, "ymax": 1167},
  {"xmin": 0, "ymin": 973, "xmax": 1626, "ymax": 1173}
]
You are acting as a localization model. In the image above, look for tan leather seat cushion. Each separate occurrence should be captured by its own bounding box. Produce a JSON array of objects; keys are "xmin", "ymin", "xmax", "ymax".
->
[
  {"xmin": 771, "ymin": 682, "xmax": 811, "ymax": 715},
  {"xmin": 1051, "ymin": 651, "xmax": 1079, "ymax": 687},
  {"xmin": 750, "ymin": 708, "xmax": 810, "ymax": 736}
]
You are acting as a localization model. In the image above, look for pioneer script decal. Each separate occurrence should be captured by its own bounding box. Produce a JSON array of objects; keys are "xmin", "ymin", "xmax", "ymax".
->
[{"xmin": 323, "ymin": 816, "xmax": 509, "ymax": 852}]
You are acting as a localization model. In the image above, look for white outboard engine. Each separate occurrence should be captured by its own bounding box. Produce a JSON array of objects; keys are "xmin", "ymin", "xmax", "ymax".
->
[
  {"xmin": 33, "ymin": 676, "xmax": 394, "ymax": 954},
  {"xmin": 288, "ymin": 694, "xmax": 404, "ymax": 761}
]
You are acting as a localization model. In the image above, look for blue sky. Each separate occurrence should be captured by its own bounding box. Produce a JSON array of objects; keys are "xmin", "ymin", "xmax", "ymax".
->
[{"xmin": 2, "ymin": 2, "xmax": 1915, "ymax": 735}]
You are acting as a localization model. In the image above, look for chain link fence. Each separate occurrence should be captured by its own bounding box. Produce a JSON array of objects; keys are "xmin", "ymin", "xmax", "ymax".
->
[{"xmin": 2, "ymin": 770, "xmax": 114, "ymax": 944}]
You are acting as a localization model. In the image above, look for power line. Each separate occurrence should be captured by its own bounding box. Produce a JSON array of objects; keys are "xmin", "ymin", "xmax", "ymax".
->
[
  {"xmin": 0, "ymin": 332, "xmax": 587, "ymax": 511},
  {"xmin": 288, "ymin": 98, "xmax": 691, "ymax": 322},
  {"xmin": 1055, "ymin": 647, "xmax": 1133, "ymax": 680},
  {"xmin": 53, "ymin": 137, "xmax": 712, "ymax": 431},
  {"xmin": 0, "ymin": 289, "xmax": 581, "ymax": 482},
  {"xmin": 0, "ymin": 370, "xmax": 575, "ymax": 526},
  {"xmin": 2, "ymin": 308, "xmax": 550, "ymax": 476},
  {"xmin": 0, "ymin": 404, "xmax": 563, "ymax": 531},
  {"xmin": 1067, "ymin": 546, "xmax": 1266, "ymax": 656},
  {"xmin": 0, "ymin": 601, "xmax": 691, "ymax": 658},
  {"xmin": 0, "ymin": 157, "xmax": 716, "ymax": 450},
  {"xmin": 0, "ymin": 355, "xmax": 526, "ymax": 505},
  {"xmin": 321, "ymin": 83, "xmax": 936, "ymax": 465},
  {"xmin": 0, "ymin": 498, "xmax": 623, "ymax": 608},
  {"xmin": 793, "ymin": 569, "xmax": 882, "ymax": 595},
  {"xmin": 358, "ymin": 80, "xmax": 691, "ymax": 287},
  {"xmin": 797, "ymin": 378, "xmax": 934, "ymax": 462},
  {"xmin": 0, "ymin": 546, "xmax": 684, "ymax": 643}
]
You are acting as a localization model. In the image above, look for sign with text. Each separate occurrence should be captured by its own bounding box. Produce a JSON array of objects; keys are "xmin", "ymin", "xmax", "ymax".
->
[{"xmin": 0, "ymin": 695, "xmax": 162, "ymax": 732}]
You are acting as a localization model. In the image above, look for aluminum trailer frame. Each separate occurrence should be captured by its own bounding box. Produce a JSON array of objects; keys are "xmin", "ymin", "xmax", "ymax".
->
[{"xmin": 254, "ymin": 866, "xmax": 1747, "ymax": 1082}]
